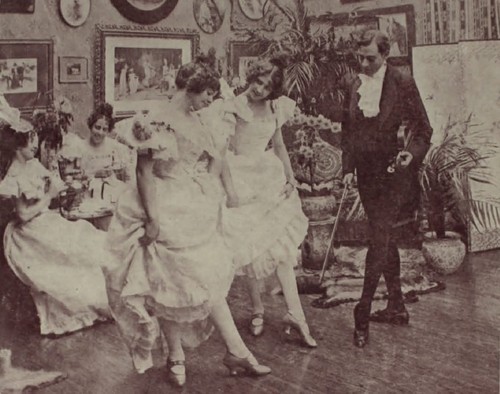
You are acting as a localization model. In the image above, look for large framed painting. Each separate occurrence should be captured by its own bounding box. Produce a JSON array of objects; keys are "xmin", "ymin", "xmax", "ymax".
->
[
  {"xmin": 227, "ymin": 41, "xmax": 263, "ymax": 86},
  {"xmin": 110, "ymin": 0, "xmax": 179, "ymax": 24},
  {"xmin": 308, "ymin": 5, "xmax": 416, "ymax": 68},
  {"xmin": 0, "ymin": 39, "xmax": 53, "ymax": 117},
  {"xmin": 95, "ymin": 25, "xmax": 199, "ymax": 118}
]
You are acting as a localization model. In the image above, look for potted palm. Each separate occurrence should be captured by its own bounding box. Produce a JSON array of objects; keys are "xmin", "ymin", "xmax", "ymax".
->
[
  {"xmin": 246, "ymin": 0, "xmax": 356, "ymax": 120},
  {"xmin": 281, "ymin": 108, "xmax": 344, "ymax": 269},
  {"xmin": 419, "ymin": 115, "xmax": 500, "ymax": 274}
]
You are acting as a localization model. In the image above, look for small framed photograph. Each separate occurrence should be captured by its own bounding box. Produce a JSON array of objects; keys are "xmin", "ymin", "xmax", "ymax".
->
[{"xmin": 59, "ymin": 56, "xmax": 88, "ymax": 83}]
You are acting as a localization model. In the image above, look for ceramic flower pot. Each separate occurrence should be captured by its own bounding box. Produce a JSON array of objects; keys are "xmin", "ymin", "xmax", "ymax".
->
[
  {"xmin": 300, "ymin": 194, "xmax": 337, "ymax": 221},
  {"xmin": 301, "ymin": 216, "xmax": 335, "ymax": 271},
  {"xmin": 422, "ymin": 231, "xmax": 466, "ymax": 275}
]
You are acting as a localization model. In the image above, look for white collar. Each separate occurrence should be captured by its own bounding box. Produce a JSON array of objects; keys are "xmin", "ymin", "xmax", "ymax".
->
[
  {"xmin": 356, "ymin": 63, "xmax": 387, "ymax": 118},
  {"xmin": 359, "ymin": 62, "xmax": 387, "ymax": 82}
]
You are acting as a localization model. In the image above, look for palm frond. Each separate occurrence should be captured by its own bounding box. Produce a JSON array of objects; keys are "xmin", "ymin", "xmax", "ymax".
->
[
  {"xmin": 285, "ymin": 61, "xmax": 318, "ymax": 97},
  {"xmin": 420, "ymin": 114, "xmax": 500, "ymax": 234}
]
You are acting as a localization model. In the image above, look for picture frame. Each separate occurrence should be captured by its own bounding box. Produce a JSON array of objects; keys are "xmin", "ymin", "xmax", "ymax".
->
[
  {"xmin": 193, "ymin": 0, "xmax": 226, "ymax": 34},
  {"xmin": 59, "ymin": 0, "xmax": 91, "ymax": 27},
  {"xmin": 59, "ymin": 56, "xmax": 88, "ymax": 83},
  {"xmin": 230, "ymin": 0, "xmax": 288, "ymax": 32},
  {"xmin": 227, "ymin": 41, "xmax": 263, "ymax": 85},
  {"xmin": 308, "ymin": 5, "xmax": 416, "ymax": 68},
  {"xmin": 95, "ymin": 25, "xmax": 199, "ymax": 118},
  {"xmin": 110, "ymin": 0, "xmax": 179, "ymax": 24},
  {"xmin": 0, "ymin": 39, "xmax": 53, "ymax": 117},
  {"xmin": 0, "ymin": 0, "xmax": 34, "ymax": 13}
]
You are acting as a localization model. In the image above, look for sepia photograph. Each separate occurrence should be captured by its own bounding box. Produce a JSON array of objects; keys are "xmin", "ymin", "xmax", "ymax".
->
[
  {"xmin": 59, "ymin": 56, "xmax": 88, "ymax": 83},
  {"xmin": 0, "ymin": 1, "xmax": 499, "ymax": 393},
  {"xmin": 0, "ymin": 58, "xmax": 37, "ymax": 94}
]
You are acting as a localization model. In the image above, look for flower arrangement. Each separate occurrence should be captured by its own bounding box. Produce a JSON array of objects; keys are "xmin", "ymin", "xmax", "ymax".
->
[
  {"xmin": 32, "ymin": 97, "xmax": 73, "ymax": 152},
  {"xmin": 284, "ymin": 107, "xmax": 343, "ymax": 196},
  {"xmin": 31, "ymin": 97, "xmax": 74, "ymax": 171}
]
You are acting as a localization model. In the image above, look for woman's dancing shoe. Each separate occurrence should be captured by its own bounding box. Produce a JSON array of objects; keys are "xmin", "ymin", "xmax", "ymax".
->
[
  {"xmin": 283, "ymin": 313, "xmax": 318, "ymax": 348},
  {"xmin": 166, "ymin": 359, "xmax": 186, "ymax": 387},
  {"xmin": 222, "ymin": 352, "xmax": 271, "ymax": 377},
  {"xmin": 249, "ymin": 312, "xmax": 264, "ymax": 337}
]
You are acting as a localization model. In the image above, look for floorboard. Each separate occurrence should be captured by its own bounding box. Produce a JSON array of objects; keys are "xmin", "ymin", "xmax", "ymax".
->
[{"xmin": 1, "ymin": 250, "xmax": 499, "ymax": 393}]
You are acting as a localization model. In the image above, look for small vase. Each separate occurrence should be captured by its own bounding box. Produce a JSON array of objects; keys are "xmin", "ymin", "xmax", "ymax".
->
[
  {"xmin": 422, "ymin": 231, "xmax": 466, "ymax": 275},
  {"xmin": 39, "ymin": 141, "xmax": 60, "ymax": 173}
]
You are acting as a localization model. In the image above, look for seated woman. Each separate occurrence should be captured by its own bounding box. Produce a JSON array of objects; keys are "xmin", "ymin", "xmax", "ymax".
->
[
  {"xmin": 0, "ymin": 116, "xmax": 111, "ymax": 336},
  {"xmin": 79, "ymin": 103, "xmax": 132, "ymax": 184}
]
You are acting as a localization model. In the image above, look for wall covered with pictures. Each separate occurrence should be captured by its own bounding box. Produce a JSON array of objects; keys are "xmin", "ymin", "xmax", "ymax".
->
[{"xmin": 0, "ymin": 0, "xmax": 428, "ymax": 134}]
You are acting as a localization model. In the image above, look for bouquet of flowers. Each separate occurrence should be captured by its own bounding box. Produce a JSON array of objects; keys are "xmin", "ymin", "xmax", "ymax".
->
[{"xmin": 284, "ymin": 108, "xmax": 343, "ymax": 196}]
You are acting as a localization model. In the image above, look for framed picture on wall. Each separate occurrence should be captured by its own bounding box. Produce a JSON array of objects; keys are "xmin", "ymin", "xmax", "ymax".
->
[
  {"xmin": 110, "ymin": 0, "xmax": 180, "ymax": 24},
  {"xmin": 227, "ymin": 41, "xmax": 263, "ymax": 86},
  {"xmin": 0, "ymin": 39, "xmax": 53, "ymax": 116},
  {"xmin": 59, "ymin": 56, "xmax": 88, "ymax": 83},
  {"xmin": 95, "ymin": 25, "xmax": 199, "ymax": 118},
  {"xmin": 308, "ymin": 5, "xmax": 416, "ymax": 68},
  {"xmin": 0, "ymin": 0, "xmax": 34, "ymax": 13}
]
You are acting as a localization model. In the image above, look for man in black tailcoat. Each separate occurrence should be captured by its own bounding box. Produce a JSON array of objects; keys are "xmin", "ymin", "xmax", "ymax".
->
[{"xmin": 341, "ymin": 30, "xmax": 433, "ymax": 348}]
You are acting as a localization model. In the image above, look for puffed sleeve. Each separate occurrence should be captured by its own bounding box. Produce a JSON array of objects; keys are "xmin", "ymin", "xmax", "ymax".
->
[
  {"xmin": 274, "ymin": 96, "xmax": 297, "ymax": 129},
  {"xmin": 0, "ymin": 175, "xmax": 19, "ymax": 198},
  {"xmin": 114, "ymin": 114, "xmax": 178, "ymax": 161}
]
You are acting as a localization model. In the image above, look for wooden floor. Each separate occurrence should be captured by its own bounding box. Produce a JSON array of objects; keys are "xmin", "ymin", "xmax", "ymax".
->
[{"xmin": 0, "ymin": 250, "xmax": 499, "ymax": 394}]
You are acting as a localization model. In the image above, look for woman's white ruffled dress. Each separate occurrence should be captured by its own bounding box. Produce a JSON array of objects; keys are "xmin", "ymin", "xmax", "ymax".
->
[
  {"xmin": 0, "ymin": 159, "xmax": 111, "ymax": 336},
  {"xmin": 221, "ymin": 95, "xmax": 309, "ymax": 279},
  {"xmin": 104, "ymin": 110, "xmax": 234, "ymax": 373}
]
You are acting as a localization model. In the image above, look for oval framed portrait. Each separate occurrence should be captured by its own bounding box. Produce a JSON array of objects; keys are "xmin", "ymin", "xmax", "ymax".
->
[
  {"xmin": 193, "ymin": 0, "xmax": 226, "ymax": 34},
  {"xmin": 59, "ymin": 0, "xmax": 91, "ymax": 27},
  {"xmin": 238, "ymin": 0, "xmax": 270, "ymax": 21},
  {"xmin": 110, "ymin": 0, "xmax": 180, "ymax": 24}
]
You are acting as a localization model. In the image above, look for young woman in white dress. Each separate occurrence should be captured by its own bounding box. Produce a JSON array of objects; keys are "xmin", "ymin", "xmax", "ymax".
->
[
  {"xmin": 0, "ymin": 116, "xmax": 111, "ymax": 336},
  {"xmin": 103, "ymin": 58, "xmax": 270, "ymax": 387},
  {"xmin": 222, "ymin": 57, "xmax": 317, "ymax": 347},
  {"xmin": 79, "ymin": 103, "xmax": 131, "ymax": 182}
]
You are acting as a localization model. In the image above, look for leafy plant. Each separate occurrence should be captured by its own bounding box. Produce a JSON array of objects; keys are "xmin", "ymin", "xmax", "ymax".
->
[
  {"xmin": 419, "ymin": 115, "xmax": 500, "ymax": 238},
  {"xmin": 32, "ymin": 96, "xmax": 73, "ymax": 153},
  {"xmin": 245, "ymin": 0, "xmax": 356, "ymax": 120}
]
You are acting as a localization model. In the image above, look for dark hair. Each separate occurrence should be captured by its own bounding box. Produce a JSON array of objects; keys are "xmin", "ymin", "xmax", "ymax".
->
[
  {"xmin": 87, "ymin": 102, "xmax": 115, "ymax": 132},
  {"xmin": 356, "ymin": 29, "xmax": 391, "ymax": 57},
  {"xmin": 0, "ymin": 122, "xmax": 36, "ymax": 179},
  {"xmin": 175, "ymin": 54, "xmax": 220, "ymax": 94},
  {"xmin": 245, "ymin": 55, "xmax": 287, "ymax": 101}
]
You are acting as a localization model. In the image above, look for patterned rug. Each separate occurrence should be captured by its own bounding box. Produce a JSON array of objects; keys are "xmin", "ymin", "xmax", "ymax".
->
[{"xmin": 294, "ymin": 246, "xmax": 445, "ymax": 308}]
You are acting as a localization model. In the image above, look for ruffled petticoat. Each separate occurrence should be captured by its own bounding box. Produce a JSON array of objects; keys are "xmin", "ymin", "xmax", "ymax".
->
[
  {"xmin": 3, "ymin": 211, "xmax": 111, "ymax": 336},
  {"xmin": 223, "ymin": 150, "xmax": 308, "ymax": 280},
  {"xmin": 104, "ymin": 172, "xmax": 234, "ymax": 373}
]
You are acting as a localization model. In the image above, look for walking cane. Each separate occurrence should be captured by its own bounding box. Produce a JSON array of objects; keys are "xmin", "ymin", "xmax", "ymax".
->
[{"xmin": 318, "ymin": 184, "xmax": 349, "ymax": 283}]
